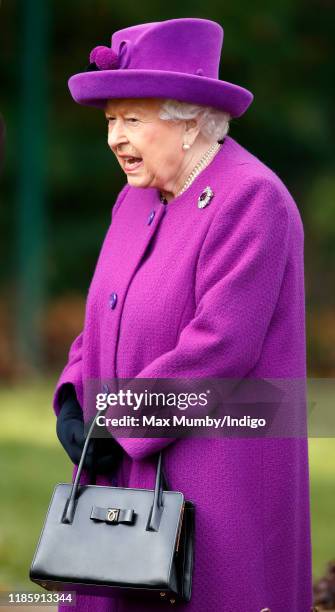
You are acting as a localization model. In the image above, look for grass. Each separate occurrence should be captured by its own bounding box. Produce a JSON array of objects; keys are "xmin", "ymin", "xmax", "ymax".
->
[
  {"xmin": 0, "ymin": 379, "xmax": 70, "ymax": 590},
  {"xmin": 0, "ymin": 380, "xmax": 334, "ymax": 589},
  {"xmin": 309, "ymin": 437, "xmax": 335, "ymax": 579}
]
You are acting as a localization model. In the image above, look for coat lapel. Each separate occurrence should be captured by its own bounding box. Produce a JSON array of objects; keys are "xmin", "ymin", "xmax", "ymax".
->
[{"xmin": 95, "ymin": 186, "xmax": 166, "ymax": 380}]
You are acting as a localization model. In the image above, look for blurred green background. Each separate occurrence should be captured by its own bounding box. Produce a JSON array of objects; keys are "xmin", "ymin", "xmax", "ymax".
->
[{"xmin": 1, "ymin": 0, "xmax": 334, "ymax": 597}]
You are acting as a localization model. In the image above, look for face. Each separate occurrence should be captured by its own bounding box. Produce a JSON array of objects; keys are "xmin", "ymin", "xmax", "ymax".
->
[{"xmin": 105, "ymin": 98, "xmax": 187, "ymax": 193}]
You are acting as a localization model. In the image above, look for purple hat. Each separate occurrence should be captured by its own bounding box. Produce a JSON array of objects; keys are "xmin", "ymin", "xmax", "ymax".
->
[{"xmin": 68, "ymin": 18, "xmax": 253, "ymax": 118}]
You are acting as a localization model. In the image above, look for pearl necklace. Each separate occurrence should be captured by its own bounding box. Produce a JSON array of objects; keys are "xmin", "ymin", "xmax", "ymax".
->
[
  {"xmin": 160, "ymin": 141, "xmax": 221, "ymax": 204},
  {"xmin": 177, "ymin": 141, "xmax": 221, "ymax": 196}
]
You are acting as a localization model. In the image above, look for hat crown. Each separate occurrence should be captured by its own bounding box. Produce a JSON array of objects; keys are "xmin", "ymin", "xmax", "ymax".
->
[{"xmin": 110, "ymin": 18, "xmax": 223, "ymax": 78}]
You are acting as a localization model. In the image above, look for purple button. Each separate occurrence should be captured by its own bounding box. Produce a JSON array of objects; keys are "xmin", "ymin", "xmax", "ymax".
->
[
  {"xmin": 147, "ymin": 210, "xmax": 155, "ymax": 225},
  {"xmin": 109, "ymin": 292, "xmax": 118, "ymax": 309}
]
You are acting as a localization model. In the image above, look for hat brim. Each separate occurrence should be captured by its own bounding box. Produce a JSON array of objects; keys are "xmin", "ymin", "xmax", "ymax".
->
[{"xmin": 68, "ymin": 69, "xmax": 253, "ymax": 118}]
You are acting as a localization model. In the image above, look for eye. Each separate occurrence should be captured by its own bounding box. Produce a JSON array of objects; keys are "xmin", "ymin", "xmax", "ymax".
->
[{"xmin": 126, "ymin": 117, "xmax": 139, "ymax": 123}]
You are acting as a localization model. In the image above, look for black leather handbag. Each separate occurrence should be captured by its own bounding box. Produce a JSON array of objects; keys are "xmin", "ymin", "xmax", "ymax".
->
[{"xmin": 29, "ymin": 410, "xmax": 195, "ymax": 605}]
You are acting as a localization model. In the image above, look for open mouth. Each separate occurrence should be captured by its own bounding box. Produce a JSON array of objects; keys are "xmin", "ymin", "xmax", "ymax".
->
[{"xmin": 122, "ymin": 156, "xmax": 143, "ymax": 172}]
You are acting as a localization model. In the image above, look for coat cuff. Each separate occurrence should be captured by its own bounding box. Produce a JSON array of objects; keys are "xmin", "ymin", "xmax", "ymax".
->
[
  {"xmin": 53, "ymin": 362, "xmax": 83, "ymax": 417},
  {"xmin": 109, "ymin": 436, "xmax": 177, "ymax": 461}
]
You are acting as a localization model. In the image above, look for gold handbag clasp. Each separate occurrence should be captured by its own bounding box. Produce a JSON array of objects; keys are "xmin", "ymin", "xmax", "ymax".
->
[{"xmin": 107, "ymin": 508, "xmax": 119, "ymax": 523}]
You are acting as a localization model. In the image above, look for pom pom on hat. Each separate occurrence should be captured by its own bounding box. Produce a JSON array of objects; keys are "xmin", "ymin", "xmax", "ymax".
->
[{"xmin": 89, "ymin": 46, "xmax": 119, "ymax": 70}]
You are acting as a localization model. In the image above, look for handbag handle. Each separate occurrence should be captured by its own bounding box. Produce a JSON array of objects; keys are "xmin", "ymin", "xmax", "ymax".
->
[{"xmin": 62, "ymin": 407, "xmax": 165, "ymax": 531}]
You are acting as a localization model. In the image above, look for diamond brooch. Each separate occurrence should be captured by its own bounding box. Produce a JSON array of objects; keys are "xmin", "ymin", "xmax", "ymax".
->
[{"xmin": 198, "ymin": 186, "xmax": 214, "ymax": 209}]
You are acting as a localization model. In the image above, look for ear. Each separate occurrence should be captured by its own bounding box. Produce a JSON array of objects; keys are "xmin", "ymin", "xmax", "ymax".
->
[{"xmin": 183, "ymin": 117, "xmax": 201, "ymax": 147}]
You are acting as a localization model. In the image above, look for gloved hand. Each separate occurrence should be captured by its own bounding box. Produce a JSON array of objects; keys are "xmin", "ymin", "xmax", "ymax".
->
[
  {"xmin": 56, "ymin": 384, "xmax": 95, "ymax": 469},
  {"xmin": 91, "ymin": 434, "xmax": 124, "ymax": 473},
  {"xmin": 56, "ymin": 384, "xmax": 123, "ymax": 473}
]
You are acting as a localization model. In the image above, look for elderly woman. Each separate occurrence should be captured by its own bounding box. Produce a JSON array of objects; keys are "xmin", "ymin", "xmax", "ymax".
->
[{"xmin": 53, "ymin": 18, "xmax": 312, "ymax": 612}]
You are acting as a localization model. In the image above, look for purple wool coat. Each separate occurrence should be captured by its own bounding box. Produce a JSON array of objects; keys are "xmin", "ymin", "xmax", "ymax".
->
[{"xmin": 54, "ymin": 135, "xmax": 313, "ymax": 612}]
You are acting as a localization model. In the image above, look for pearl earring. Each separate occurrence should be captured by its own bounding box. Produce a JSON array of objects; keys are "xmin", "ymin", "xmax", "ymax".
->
[{"xmin": 182, "ymin": 143, "xmax": 191, "ymax": 150}]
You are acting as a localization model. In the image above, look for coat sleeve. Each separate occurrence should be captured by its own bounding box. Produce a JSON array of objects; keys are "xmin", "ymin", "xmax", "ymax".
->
[
  {"xmin": 108, "ymin": 177, "xmax": 292, "ymax": 459},
  {"xmin": 52, "ymin": 184, "xmax": 130, "ymax": 416}
]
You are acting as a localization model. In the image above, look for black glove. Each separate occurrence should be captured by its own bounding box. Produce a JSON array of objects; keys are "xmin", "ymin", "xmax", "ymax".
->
[
  {"xmin": 90, "ymin": 434, "xmax": 124, "ymax": 473},
  {"xmin": 56, "ymin": 384, "xmax": 123, "ymax": 473},
  {"xmin": 56, "ymin": 384, "xmax": 95, "ymax": 469}
]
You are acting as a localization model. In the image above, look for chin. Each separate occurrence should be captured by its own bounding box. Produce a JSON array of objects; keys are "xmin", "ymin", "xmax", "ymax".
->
[{"xmin": 126, "ymin": 175, "xmax": 149, "ymax": 187}]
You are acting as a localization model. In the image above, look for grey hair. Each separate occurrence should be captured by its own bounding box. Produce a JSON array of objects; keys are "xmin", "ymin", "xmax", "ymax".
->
[{"xmin": 158, "ymin": 98, "xmax": 231, "ymax": 142}]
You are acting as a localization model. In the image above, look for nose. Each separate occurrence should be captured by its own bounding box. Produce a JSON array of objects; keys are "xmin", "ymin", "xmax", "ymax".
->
[{"xmin": 107, "ymin": 119, "xmax": 128, "ymax": 151}]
